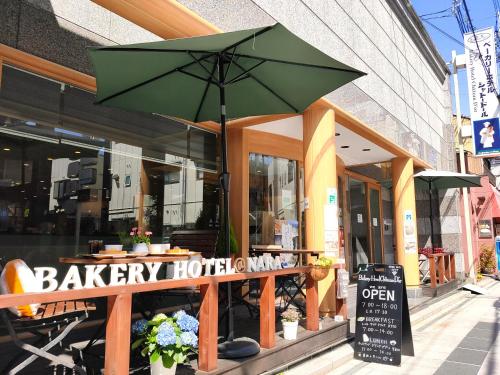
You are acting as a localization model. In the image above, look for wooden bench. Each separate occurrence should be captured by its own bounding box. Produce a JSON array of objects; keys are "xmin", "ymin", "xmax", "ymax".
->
[{"xmin": 170, "ymin": 229, "xmax": 218, "ymax": 258}]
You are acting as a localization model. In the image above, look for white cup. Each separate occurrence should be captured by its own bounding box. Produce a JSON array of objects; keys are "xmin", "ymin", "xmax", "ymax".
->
[
  {"xmin": 163, "ymin": 243, "xmax": 171, "ymax": 251},
  {"xmin": 148, "ymin": 244, "xmax": 164, "ymax": 254}
]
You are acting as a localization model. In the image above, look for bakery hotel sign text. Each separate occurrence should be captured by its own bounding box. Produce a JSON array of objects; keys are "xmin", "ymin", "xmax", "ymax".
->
[{"xmin": 465, "ymin": 27, "xmax": 500, "ymax": 156}]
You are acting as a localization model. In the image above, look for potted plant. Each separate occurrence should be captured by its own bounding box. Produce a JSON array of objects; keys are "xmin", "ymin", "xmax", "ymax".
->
[
  {"xmin": 132, "ymin": 310, "xmax": 199, "ymax": 375},
  {"xmin": 309, "ymin": 257, "xmax": 333, "ymax": 281},
  {"xmin": 130, "ymin": 227, "xmax": 152, "ymax": 254},
  {"xmin": 479, "ymin": 244, "xmax": 496, "ymax": 274},
  {"xmin": 281, "ymin": 308, "xmax": 301, "ymax": 340}
]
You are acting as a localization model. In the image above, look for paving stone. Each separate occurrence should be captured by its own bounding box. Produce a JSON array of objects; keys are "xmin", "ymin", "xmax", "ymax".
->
[
  {"xmin": 459, "ymin": 337, "xmax": 495, "ymax": 352},
  {"xmin": 447, "ymin": 348, "xmax": 489, "ymax": 366},
  {"xmin": 434, "ymin": 361, "xmax": 480, "ymax": 375}
]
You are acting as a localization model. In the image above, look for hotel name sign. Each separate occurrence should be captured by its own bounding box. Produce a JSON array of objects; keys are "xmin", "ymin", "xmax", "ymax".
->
[{"xmin": 33, "ymin": 255, "xmax": 284, "ymax": 292}]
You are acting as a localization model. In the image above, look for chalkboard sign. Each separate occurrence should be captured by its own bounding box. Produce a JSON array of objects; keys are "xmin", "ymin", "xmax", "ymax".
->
[{"xmin": 354, "ymin": 264, "xmax": 414, "ymax": 366}]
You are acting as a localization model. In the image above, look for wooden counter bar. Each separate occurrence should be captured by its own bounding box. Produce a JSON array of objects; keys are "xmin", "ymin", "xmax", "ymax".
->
[{"xmin": 0, "ymin": 265, "xmax": 332, "ymax": 374}]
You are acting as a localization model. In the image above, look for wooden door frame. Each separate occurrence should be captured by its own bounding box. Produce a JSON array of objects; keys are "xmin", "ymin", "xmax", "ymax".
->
[{"xmin": 345, "ymin": 169, "xmax": 385, "ymax": 269}]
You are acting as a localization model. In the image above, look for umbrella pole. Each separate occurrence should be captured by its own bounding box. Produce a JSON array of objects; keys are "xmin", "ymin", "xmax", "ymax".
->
[
  {"xmin": 218, "ymin": 55, "xmax": 234, "ymax": 342},
  {"xmin": 217, "ymin": 53, "xmax": 260, "ymax": 359},
  {"xmin": 428, "ymin": 180, "xmax": 434, "ymax": 249}
]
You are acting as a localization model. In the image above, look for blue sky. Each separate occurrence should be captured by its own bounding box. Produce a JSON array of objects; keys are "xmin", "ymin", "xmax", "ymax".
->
[{"xmin": 412, "ymin": 0, "xmax": 496, "ymax": 116}]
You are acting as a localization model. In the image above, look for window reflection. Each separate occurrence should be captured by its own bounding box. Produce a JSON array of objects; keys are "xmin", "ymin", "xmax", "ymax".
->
[
  {"xmin": 0, "ymin": 66, "xmax": 219, "ymax": 269},
  {"xmin": 249, "ymin": 153, "xmax": 299, "ymax": 249}
]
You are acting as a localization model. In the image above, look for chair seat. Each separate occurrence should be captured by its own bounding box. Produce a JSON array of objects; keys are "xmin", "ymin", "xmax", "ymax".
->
[{"xmin": 12, "ymin": 301, "xmax": 96, "ymax": 326}]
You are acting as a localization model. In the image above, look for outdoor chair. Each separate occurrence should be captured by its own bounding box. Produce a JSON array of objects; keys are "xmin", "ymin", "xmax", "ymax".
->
[
  {"xmin": 0, "ymin": 259, "xmax": 96, "ymax": 374},
  {"xmin": 139, "ymin": 230, "xmax": 219, "ymax": 318}
]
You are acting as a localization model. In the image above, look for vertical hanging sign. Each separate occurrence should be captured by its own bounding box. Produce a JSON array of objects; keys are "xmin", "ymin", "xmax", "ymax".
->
[
  {"xmin": 324, "ymin": 187, "xmax": 339, "ymax": 258},
  {"xmin": 464, "ymin": 27, "xmax": 500, "ymax": 156}
]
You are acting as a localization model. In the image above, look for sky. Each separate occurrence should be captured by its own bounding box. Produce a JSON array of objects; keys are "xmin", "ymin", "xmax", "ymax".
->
[{"xmin": 411, "ymin": 0, "xmax": 497, "ymax": 116}]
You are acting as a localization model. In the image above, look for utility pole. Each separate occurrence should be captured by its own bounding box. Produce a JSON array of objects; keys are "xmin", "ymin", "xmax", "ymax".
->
[{"xmin": 452, "ymin": 50, "xmax": 476, "ymax": 283}]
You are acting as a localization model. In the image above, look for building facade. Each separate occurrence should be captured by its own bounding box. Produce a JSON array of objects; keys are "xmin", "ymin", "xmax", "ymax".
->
[{"xmin": 0, "ymin": 0, "xmax": 461, "ymax": 314}]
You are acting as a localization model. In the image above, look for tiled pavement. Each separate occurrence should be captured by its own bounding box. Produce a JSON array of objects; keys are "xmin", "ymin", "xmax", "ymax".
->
[{"xmin": 328, "ymin": 280, "xmax": 500, "ymax": 375}]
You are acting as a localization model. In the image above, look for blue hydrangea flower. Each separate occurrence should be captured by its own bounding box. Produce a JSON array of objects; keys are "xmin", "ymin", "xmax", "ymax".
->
[
  {"xmin": 131, "ymin": 319, "xmax": 148, "ymax": 335},
  {"xmin": 173, "ymin": 310, "xmax": 186, "ymax": 319},
  {"xmin": 176, "ymin": 313, "xmax": 199, "ymax": 333},
  {"xmin": 180, "ymin": 331, "xmax": 198, "ymax": 348},
  {"xmin": 156, "ymin": 322, "xmax": 176, "ymax": 346}
]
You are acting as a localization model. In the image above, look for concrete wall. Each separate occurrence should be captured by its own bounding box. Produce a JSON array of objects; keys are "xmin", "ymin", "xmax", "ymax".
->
[{"xmin": 178, "ymin": 0, "xmax": 454, "ymax": 171}]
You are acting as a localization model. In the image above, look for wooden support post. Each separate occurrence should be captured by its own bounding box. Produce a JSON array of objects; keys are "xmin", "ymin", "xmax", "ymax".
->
[
  {"xmin": 444, "ymin": 255, "xmax": 451, "ymax": 281},
  {"xmin": 450, "ymin": 254, "xmax": 456, "ymax": 280},
  {"xmin": 260, "ymin": 276, "xmax": 276, "ymax": 348},
  {"xmin": 198, "ymin": 282, "xmax": 218, "ymax": 372},
  {"xmin": 335, "ymin": 269, "xmax": 347, "ymax": 319},
  {"xmin": 105, "ymin": 293, "xmax": 132, "ymax": 375},
  {"xmin": 429, "ymin": 256, "xmax": 437, "ymax": 289},
  {"xmin": 438, "ymin": 255, "xmax": 445, "ymax": 284},
  {"xmin": 306, "ymin": 275, "xmax": 319, "ymax": 331}
]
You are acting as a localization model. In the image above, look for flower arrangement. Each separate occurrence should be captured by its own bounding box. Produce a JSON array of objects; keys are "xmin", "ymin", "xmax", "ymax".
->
[
  {"xmin": 132, "ymin": 310, "xmax": 199, "ymax": 369},
  {"xmin": 130, "ymin": 227, "xmax": 152, "ymax": 244},
  {"xmin": 281, "ymin": 308, "xmax": 301, "ymax": 322},
  {"xmin": 309, "ymin": 257, "xmax": 333, "ymax": 281}
]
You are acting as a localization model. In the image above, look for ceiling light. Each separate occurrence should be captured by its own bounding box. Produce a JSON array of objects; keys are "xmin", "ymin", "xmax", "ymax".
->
[
  {"xmin": 340, "ymin": 145, "xmax": 349, "ymax": 149},
  {"xmin": 3, "ymin": 148, "xmax": 10, "ymax": 151},
  {"xmin": 47, "ymin": 157, "xmax": 53, "ymax": 161},
  {"xmin": 74, "ymin": 151, "xmax": 81, "ymax": 154},
  {"xmin": 23, "ymin": 163, "xmax": 29, "ymax": 167},
  {"xmin": 33, "ymin": 195, "xmax": 37, "ymax": 198},
  {"xmin": 362, "ymin": 148, "xmax": 371, "ymax": 152},
  {"xmin": 40, "ymin": 180, "xmax": 45, "ymax": 183}
]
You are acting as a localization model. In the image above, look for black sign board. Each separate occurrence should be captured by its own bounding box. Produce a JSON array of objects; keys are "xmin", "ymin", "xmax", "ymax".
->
[{"xmin": 354, "ymin": 264, "xmax": 414, "ymax": 366}]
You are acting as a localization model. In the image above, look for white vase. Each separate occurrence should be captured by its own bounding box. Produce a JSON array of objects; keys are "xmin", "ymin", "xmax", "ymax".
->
[
  {"xmin": 150, "ymin": 359, "xmax": 176, "ymax": 375},
  {"xmin": 282, "ymin": 320, "xmax": 298, "ymax": 340},
  {"xmin": 132, "ymin": 242, "xmax": 149, "ymax": 254}
]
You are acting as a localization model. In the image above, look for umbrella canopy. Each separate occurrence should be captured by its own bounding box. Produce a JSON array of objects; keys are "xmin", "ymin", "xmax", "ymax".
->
[
  {"xmin": 89, "ymin": 23, "xmax": 365, "ymax": 122},
  {"xmin": 89, "ymin": 23, "xmax": 365, "ymax": 358},
  {"xmin": 414, "ymin": 169, "xmax": 481, "ymax": 250},
  {"xmin": 414, "ymin": 170, "xmax": 482, "ymax": 190}
]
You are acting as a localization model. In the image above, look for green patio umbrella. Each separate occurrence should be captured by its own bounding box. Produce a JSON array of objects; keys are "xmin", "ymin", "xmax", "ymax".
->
[
  {"xmin": 414, "ymin": 170, "xmax": 481, "ymax": 249},
  {"xmin": 89, "ymin": 23, "xmax": 365, "ymax": 358}
]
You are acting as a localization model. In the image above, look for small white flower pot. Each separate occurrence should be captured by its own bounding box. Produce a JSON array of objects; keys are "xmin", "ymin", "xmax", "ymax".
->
[
  {"xmin": 132, "ymin": 242, "xmax": 149, "ymax": 254},
  {"xmin": 282, "ymin": 320, "xmax": 299, "ymax": 340},
  {"xmin": 150, "ymin": 359, "xmax": 176, "ymax": 375}
]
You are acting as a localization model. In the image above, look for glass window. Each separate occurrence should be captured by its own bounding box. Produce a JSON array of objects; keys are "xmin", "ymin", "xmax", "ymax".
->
[
  {"xmin": 249, "ymin": 153, "xmax": 299, "ymax": 249},
  {"xmin": 0, "ymin": 66, "xmax": 219, "ymax": 272}
]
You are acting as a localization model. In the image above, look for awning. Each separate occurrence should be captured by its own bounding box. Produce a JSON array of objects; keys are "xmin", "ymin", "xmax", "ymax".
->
[{"xmin": 413, "ymin": 169, "xmax": 482, "ymax": 190}]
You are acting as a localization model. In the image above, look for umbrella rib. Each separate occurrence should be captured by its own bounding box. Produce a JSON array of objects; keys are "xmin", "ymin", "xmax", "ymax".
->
[
  {"xmin": 188, "ymin": 52, "xmax": 218, "ymax": 81},
  {"xmin": 178, "ymin": 69, "xmax": 218, "ymax": 85},
  {"xmin": 194, "ymin": 59, "xmax": 218, "ymax": 123},
  {"xmin": 227, "ymin": 53, "xmax": 365, "ymax": 74},
  {"xmin": 226, "ymin": 60, "xmax": 266, "ymax": 85},
  {"xmin": 230, "ymin": 60, "xmax": 299, "ymax": 113},
  {"xmin": 95, "ymin": 52, "xmax": 216, "ymax": 104}
]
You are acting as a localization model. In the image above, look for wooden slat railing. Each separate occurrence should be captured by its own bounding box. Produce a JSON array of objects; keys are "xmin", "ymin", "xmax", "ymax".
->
[
  {"xmin": 0, "ymin": 265, "xmax": 345, "ymax": 374},
  {"xmin": 428, "ymin": 253, "xmax": 456, "ymax": 289}
]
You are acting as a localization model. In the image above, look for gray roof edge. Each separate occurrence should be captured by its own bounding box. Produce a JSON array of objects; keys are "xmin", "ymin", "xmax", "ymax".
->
[{"xmin": 385, "ymin": 0, "xmax": 451, "ymax": 83}]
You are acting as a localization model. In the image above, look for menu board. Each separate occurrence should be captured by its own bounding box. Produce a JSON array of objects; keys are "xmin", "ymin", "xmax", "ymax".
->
[{"xmin": 354, "ymin": 264, "xmax": 413, "ymax": 366}]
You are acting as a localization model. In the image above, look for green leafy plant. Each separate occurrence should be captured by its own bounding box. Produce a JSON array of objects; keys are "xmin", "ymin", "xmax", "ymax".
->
[
  {"xmin": 313, "ymin": 257, "xmax": 333, "ymax": 268},
  {"xmin": 479, "ymin": 244, "xmax": 496, "ymax": 274},
  {"xmin": 131, "ymin": 311, "xmax": 198, "ymax": 369},
  {"xmin": 130, "ymin": 227, "xmax": 152, "ymax": 244},
  {"xmin": 281, "ymin": 308, "xmax": 301, "ymax": 322},
  {"xmin": 216, "ymin": 221, "xmax": 239, "ymax": 256},
  {"xmin": 117, "ymin": 231, "xmax": 133, "ymax": 247}
]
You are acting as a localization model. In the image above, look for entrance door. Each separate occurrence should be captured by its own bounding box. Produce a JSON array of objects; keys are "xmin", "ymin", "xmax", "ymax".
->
[
  {"xmin": 368, "ymin": 185, "xmax": 384, "ymax": 264},
  {"xmin": 347, "ymin": 177, "xmax": 384, "ymax": 276}
]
